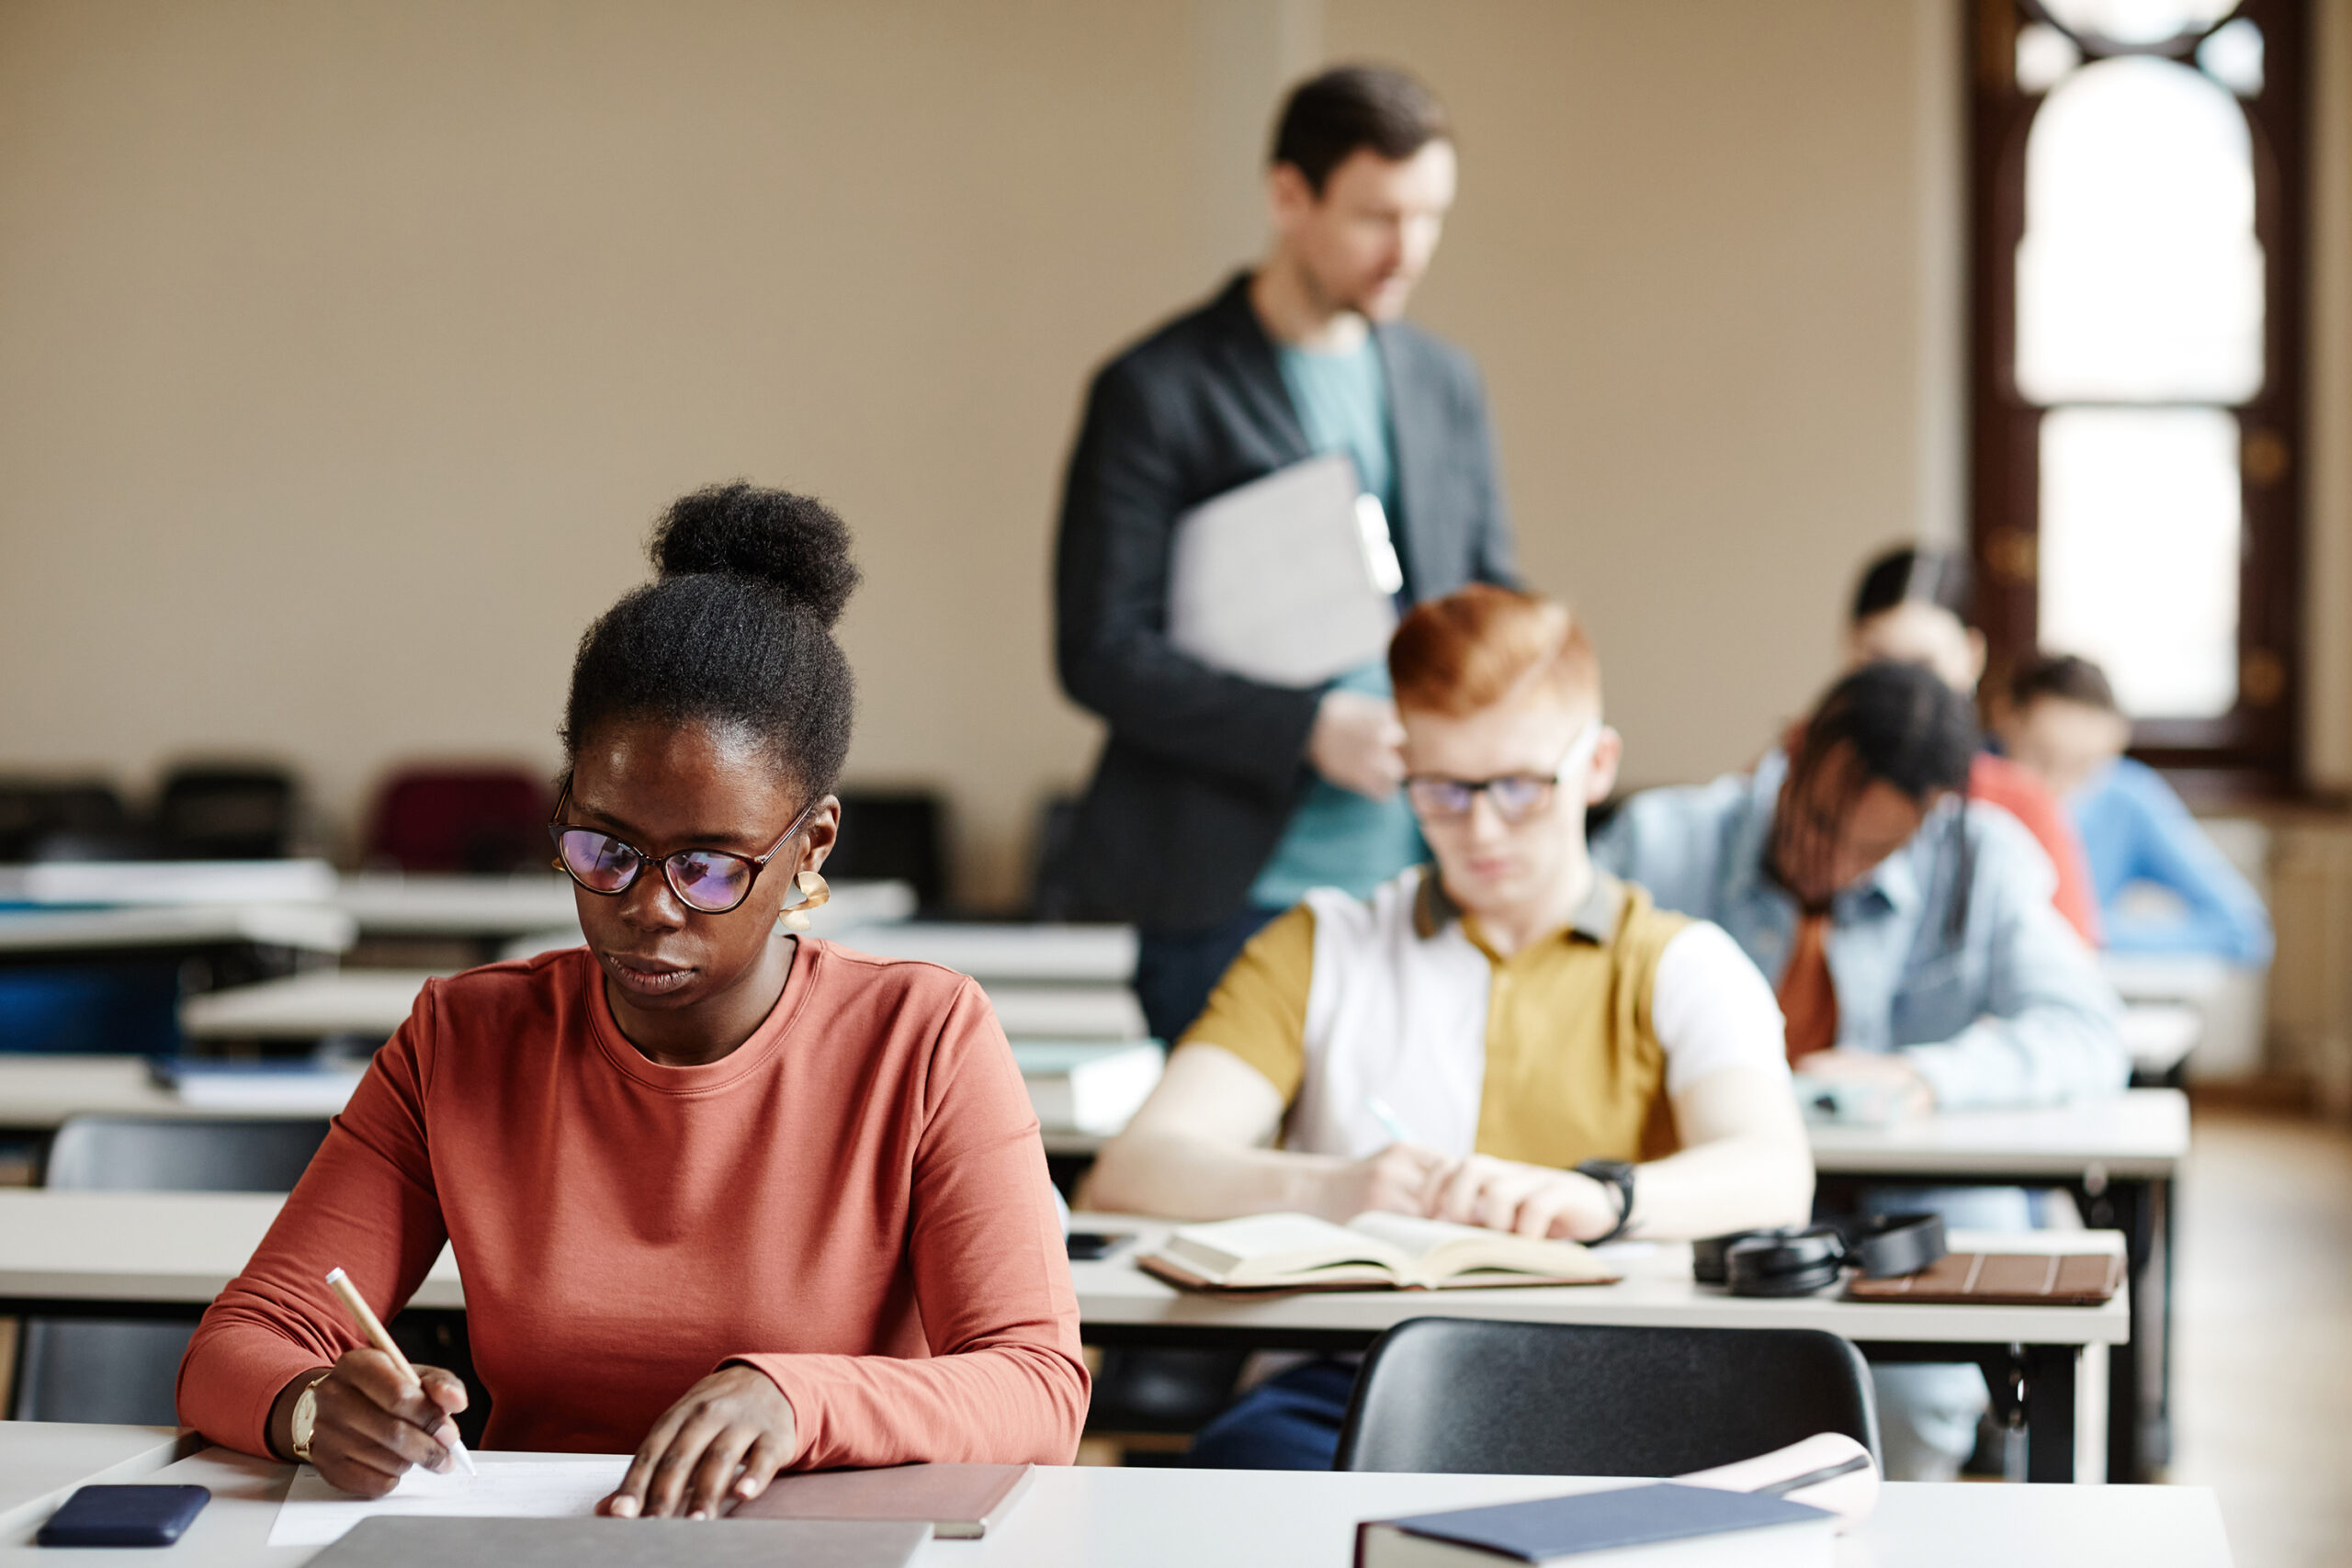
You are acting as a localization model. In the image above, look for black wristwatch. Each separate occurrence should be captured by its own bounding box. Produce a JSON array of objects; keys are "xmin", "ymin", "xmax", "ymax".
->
[{"xmin": 1575, "ymin": 1159, "xmax": 1637, "ymax": 1244}]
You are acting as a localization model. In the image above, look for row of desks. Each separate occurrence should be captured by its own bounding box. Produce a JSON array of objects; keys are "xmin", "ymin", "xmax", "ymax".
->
[
  {"xmin": 0, "ymin": 1190, "xmax": 2123, "ymax": 1484},
  {"xmin": 0, "ymin": 1422, "xmax": 2236, "ymax": 1566},
  {"xmin": 0, "ymin": 1048, "xmax": 2190, "ymax": 1484}
]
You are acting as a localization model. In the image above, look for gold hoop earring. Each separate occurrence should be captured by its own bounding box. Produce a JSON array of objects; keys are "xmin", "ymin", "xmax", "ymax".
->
[{"xmin": 775, "ymin": 869, "xmax": 831, "ymax": 933}]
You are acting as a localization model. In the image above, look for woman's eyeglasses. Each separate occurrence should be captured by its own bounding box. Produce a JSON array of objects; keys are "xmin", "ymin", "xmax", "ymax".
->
[
  {"xmin": 548, "ymin": 789, "xmax": 823, "ymax": 915},
  {"xmin": 1403, "ymin": 720, "xmax": 1603, "ymax": 824}
]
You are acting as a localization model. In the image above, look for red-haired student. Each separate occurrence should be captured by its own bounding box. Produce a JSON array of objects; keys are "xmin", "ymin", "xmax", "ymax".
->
[{"xmin": 1088, "ymin": 583, "xmax": 1813, "ymax": 1469}]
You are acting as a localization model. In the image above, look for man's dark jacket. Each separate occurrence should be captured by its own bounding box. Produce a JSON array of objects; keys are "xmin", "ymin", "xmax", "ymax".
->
[{"xmin": 1053, "ymin": 273, "xmax": 1519, "ymax": 931}]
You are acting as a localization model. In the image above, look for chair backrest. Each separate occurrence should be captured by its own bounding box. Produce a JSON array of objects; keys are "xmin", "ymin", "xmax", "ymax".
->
[
  {"xmin": 828, "ymin": 791, "xmax": 948, "ymax": 911},
  {"xmin": 155, "ymin": 765, "xmax": 299, "ymax": 860},
  {"xmin": 0, "ymin": 778, "xmax": 136, "ymax": 863},
  {"xmin": 1333, "ymin": 1317, "xmax": 1880, "ymax": 1476},
  {"xmin": 41, "ymin": 1114, "xmax": 332, "ymax": 1191},
  {"xmin": 14, "ymin": 1115, "xmax": 334, "ymax": 1422},
  {"xmin": 368, "ymin": 767, "xmax": 551, "ymax": 873}
]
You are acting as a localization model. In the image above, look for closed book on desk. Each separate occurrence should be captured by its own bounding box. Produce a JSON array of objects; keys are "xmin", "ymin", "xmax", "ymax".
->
[
  {"xmin": 729, "ymin": 1462, "xmax": 1032, "ymax": 1539},
  {"xmin": 1356, "ymin": 1483, "xmax": 1834, "ymax": 1568},
  {"xmin": 309, "ymin": 1517, "xmax": 929, "ymax": 1567},
  {"xmin": 1137, "ymin": 1212, "xmax": 1618, "ymax": 1292},
  {"xmin": 1165, "ymin": 454, "xmax": 1403, "ymax": 686}
]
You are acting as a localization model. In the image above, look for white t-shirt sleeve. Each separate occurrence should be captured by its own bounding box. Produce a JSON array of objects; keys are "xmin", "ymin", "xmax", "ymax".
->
[{"xmin": 1651, "ymin": 919, "xmax": 1792, "ymax": 1097}]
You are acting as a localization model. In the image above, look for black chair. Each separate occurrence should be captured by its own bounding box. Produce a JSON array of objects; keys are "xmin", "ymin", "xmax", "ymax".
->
[
  {"xmin": 827, "ymin": 790, "xmax": 948, "ymax": 911},
  {"xmin": 10, "ymin": 1116, "xmax": 331, "ymax": 1423},
  {"xmin": 1333, "ymin": 1317, "xmax": 1880, "ymax": 1476},
  {"xmin": 0, "ymin": 779, "xmax": 141, "ymax": 863},
  {"xmin": 155, "ymin": 764, "xmax": 300, "ymax": 860}
]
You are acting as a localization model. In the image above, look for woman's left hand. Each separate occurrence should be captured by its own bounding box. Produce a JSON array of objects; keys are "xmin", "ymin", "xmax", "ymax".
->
[
  {"xmin": 600, "ymin": 1365, "xmax": 797, "ymax": 1519},
  {"xmin": 1427, "ymin": 1154, "xmax": 1623, "ymax": 1241}
]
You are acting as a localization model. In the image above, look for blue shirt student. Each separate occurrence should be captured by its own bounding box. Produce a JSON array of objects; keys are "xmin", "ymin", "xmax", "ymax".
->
[
  {"xmin": 1249, "ymin": 337, "xmax": 1422, "ymax": 908},
  {"xmin": 1591, "ymin": 750, "xmax": 2128, "ymax": 1111},
  {"xmin": 2072, "ymin": 758, "xmax": 2273, "ymax": 966}
]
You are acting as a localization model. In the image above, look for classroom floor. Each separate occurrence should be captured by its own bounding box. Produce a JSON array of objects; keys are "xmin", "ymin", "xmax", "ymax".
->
[{"xmin": 2168, "ymin": 1105, "xmax": 2352, "ymax": 1568}]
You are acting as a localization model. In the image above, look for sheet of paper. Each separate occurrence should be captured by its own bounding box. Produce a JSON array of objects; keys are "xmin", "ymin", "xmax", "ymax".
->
[{"xmin": 268, "ymin": 1454, "xmax": 632, "ymax": 1546}]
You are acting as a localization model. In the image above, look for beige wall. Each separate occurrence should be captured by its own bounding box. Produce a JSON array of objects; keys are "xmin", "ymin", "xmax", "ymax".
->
[{"xmin": 2, "ymin": 0, "xmax": 1972, "ymax": 907}]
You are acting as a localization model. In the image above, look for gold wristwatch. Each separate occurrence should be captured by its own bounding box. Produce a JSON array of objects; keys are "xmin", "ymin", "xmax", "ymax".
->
[{"xmin": 289, "ymin": 1371, "xmax": 334, "ymax": 1462}]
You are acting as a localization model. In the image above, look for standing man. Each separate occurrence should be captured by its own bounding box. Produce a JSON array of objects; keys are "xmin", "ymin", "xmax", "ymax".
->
[{"xmin": 1056, "ymin": 64, "xmax": 1519, "ymax": 1044}]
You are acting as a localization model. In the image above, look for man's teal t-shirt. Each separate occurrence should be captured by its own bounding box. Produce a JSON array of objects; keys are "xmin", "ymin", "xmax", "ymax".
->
[{"xmin": 1249, "ymin": 335, "xmax": 1423, "ymax": 908}]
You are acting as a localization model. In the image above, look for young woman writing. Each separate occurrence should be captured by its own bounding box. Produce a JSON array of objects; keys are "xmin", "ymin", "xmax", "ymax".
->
[{"xmin": 175, "ymin": 484, "xmax": 1086, "ymax": 1516}]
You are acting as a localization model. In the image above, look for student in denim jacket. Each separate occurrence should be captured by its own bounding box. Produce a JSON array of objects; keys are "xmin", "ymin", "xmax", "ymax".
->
[{"xmin": 1592, "ymin": 661, "xmax": 2127, "ymax": 1478}]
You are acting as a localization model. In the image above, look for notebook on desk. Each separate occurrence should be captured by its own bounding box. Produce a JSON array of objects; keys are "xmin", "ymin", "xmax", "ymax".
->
[
  {"xmin": 1844, "ymin": 1250, "xmax": 2123, "ymax": 1305},
  {"xmin": 307, "ymin": 1517, "xmax": 930, "ymax": 1568},
  {"xmin": 1137, "ymin": 1212, "xmax": 1620, "ymax": 1292},
  {"xmin": 728, "ymin": 1461, "xmax": 1033, "ymax": 1539}
]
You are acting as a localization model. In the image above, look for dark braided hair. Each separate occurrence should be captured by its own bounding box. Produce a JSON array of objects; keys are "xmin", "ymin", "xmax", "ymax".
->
[
  {"xmin": 562, "ymin": 483, "xmax": 859, "ymax": 801},
  {"xmin": 1776, "ymin": 660, "xmax": 1981, "ymax": 942}
]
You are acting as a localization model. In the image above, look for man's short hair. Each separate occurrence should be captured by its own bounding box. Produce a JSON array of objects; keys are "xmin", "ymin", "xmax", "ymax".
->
[
  {"xmin": 1271, "ymin": 65, "xmax": 1452, "ymax": 196},
  {"xmin": 1390, "ymin": 584, "xmax": 1600, "ymax": 718},
  {"xmin": 2010, "ymin": 652, "xmax": 2121, "ymax": 715}
]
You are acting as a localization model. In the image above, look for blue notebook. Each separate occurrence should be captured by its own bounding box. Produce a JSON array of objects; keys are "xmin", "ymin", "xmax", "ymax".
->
[{"xmin": 1356, "ymin": 1483, "xmax": 1834, "ymax": 1566}]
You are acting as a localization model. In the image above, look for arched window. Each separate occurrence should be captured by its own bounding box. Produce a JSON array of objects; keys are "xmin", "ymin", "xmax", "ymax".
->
[{"xmin": 1969, "ymin": 0, "xmax": 2309, "ymax": 785}]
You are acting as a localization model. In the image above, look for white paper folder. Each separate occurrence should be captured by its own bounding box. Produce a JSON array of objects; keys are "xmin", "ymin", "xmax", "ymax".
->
[{"xmin": 1165, "ymin": 454, "xmax": 1404, "ymax": 687}]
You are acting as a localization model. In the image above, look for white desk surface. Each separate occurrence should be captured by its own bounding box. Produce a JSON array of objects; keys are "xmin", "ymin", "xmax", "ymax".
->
[
  {"xmin": 0, "ymin": 1191, "xmax": 2120, "ymax": 1348},
  {"xmin": 177, "ymin": 966, "xmax": 1146, "ymax": 1044},
  {"xmin": 0, "ymin": 1056, "xmax": 344, "ymax": 1128},
  {"xmin": 1045, "ymin": 1089, "xmax": 2194, "ymax": 1174},
  {"xmin": 2101, "ymin": 953, "xmax": 2232, "ymax": 1005},
  {"xmin": 0, "ymin": 1190, "xmax": 465, "ymax": 1309},
  {"xmin": 833, "ymin": 923, "xmax": 1136, "ymax": 984},
  {"xmin": 0, "ymin": 903, "xmax": 354, "ymax": 957},
  {"xmin": 1070, "ymin": 1216, "xmax": 2129, "ymax": 1348},
  {"xmin": 0, "ymin": 1422, "xmax": 196, "ymax": 1537},
  {"xmin": 0, "ymin": 1443, "xmax": 2233, "ymax": 1566},
  {"xmin": 1805, "ymin": 1088, "xmax": 2188, "ymax": 1179},
  {"xmin": 0, "ymin": 861, "xmax": 339, "ymax": 908},
  {"xmin": 337, "ymin": 873, "xmax": 920, "ymax": 941},
  {"xmin": 2120, "ymin": 1003, "xmax": 2202, "ymax": 1075},
  {"xmin": 180, "ymin": 970, "xmax": 442, "ymax": 1040}
]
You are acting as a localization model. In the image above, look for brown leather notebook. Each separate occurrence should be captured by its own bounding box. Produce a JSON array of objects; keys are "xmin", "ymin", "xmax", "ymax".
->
[
  {"xmin": 1844, "ymin": 1250, "xmax": 2123, "ymax": 1306},
  {"xmin": 727, "ymin": 1463, "xmax": 1033, "ymax": 1540}
]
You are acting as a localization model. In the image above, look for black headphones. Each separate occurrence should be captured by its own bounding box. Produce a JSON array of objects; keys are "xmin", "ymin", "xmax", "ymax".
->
[{"xmin": 1694, "ymin": 1213, "xmax": 1947, "ymax": 1298}]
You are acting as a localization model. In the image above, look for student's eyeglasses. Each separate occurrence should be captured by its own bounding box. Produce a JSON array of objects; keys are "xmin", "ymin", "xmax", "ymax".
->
[
  {"xmin": 548, "ymin": 788, "xmax": 823, "ymax": 915},
  {"xmin": 1403, "ymin": 720, "xmax": 1603, "ymax": 824}
]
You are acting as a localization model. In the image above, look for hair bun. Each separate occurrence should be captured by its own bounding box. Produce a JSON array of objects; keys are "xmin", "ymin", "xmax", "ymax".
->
[{"xmin": 650, "ymin": 481, "xmax": 861, "ymax": 628}]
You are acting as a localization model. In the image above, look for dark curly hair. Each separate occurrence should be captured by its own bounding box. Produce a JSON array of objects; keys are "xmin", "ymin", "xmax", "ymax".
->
[{"xmin": 562, "ymin": 482, "xmax": 860, "ymax": 800}]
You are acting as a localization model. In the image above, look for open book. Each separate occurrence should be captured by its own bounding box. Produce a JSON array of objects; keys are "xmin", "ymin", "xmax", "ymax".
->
[{"xmin": 1136, "ymin": 1212, "xmax": 1621, "ymax": 1292}]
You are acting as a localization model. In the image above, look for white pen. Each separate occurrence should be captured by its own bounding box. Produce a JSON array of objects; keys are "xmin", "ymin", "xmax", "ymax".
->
[
  {"xmin": 323, "ymin": 1266, "xmax": 478, "ymax": 1477},
  {"xmin": 1363, "ymin": 1094, "xmax": 1414, "ymax": 1145}
]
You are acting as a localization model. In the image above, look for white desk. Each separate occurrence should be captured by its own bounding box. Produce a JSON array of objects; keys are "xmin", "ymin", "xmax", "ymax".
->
[
  {"xmin": 0, "ymin": 1056, "xmax": 345, "ymax": 1133},
  {"xmin": 1806, "ymin": 1088, "xmax": 2188, "ymax": 1486},
  {"xmin": 2100, "ymin": 953, "xmax": 2231, "ymax": 1006},
  {"xmin": 176, "ymin": 967, "xmax": 1146, "ymax": 1047},
  {"xmin": 0, "ymin": 1190, "xmax": 466, "ymax": 1310},
  {"xmin": 2120, "ymin": 1004, "xmax": 2202, "ymax": 1082},
  {"xmin": 179, "ymin": 971, "xmax": 442, "ymax": 1043},
  {"xmin": 1805, "ymin": 1088, "xmax": 2188, "ymax": 1181},
  {"xmin": 0, "ymin": 1423, "xmax": 197, "ymax": 1537},
  {"xmin": 0, "ymin": 1440, "xmax": 2234, "ymax": 1566},
  {"xmin": 0, "ymin": 1192, "xmax": 2114, "ymax": 1482},
  {"xmin": 341, "ymin": 874, "xmax": 918, "ymax": 957},
  {"xmin": 0, "ymin": 862, "xmax": 339, "ymax": 908},
  {"xmin": 835, "ymin": 924, "xmax": 1136, "ymax": 984},
  {"xmin": 0, "ymin": 905, "xmax": 354, "ymax": 962}
]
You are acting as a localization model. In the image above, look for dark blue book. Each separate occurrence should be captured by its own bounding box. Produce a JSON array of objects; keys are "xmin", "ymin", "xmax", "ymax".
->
[{"xmin": 1355, "ymin": 1483, "xmax": 1835, "ymax": 1567}]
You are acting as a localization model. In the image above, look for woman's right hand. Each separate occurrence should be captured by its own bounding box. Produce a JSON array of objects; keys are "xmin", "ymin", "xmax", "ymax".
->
[
  {"xmin": 1326, "ymin": 1142, "xmax": 1448, "ymax": 1220},
  {"xmin": 270, "ymin": 1349, "xmax": 469, "ymax": 1498}
]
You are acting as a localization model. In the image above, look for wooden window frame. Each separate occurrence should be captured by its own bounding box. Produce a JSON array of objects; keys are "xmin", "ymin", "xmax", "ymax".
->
[{"xmin": 1966, "ymin": 0, "xmax": 2312, "ymax": 797}]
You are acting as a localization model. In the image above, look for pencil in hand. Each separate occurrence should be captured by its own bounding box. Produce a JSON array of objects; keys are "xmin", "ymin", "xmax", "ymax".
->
[{"xmin": 322, "ymin": 1266, "xmax": 477, "ymax": 1477}]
